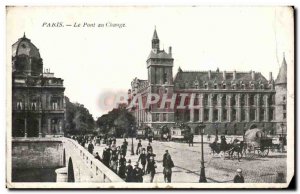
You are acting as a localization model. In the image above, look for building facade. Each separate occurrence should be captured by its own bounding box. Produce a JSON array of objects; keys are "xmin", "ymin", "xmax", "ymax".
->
[
  {"xmin": 128, "ymin": 29, "xmax": 287, "ymax": 135},
  {"xmin": 12, "ymin": 34, "xmax": 65, "ymax": 137}
]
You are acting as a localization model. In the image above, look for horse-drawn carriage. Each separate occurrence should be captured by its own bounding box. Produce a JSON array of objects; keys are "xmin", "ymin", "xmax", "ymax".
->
[
  {"xmin": 209, "ymin": 128, "xmax": 276, "ymax": 160},
  {"xmin": 244, "ymin": 128, "xmax": 274, "ymax": 158}
]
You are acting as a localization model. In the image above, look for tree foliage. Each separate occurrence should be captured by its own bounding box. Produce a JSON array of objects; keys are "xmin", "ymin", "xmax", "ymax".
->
[
  {"xmin": 65, "ymin": 96, "xmax": 95, "ymax": 135},
  {"xmin": 96, "ymin": 107, "xmax": 136, "ymax": 137}
]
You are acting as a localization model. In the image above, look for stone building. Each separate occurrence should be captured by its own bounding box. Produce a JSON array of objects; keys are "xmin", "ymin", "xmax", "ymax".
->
[
  {"xmin": 128, "ymin": 29, "xmax": 287, "ymax": 135},
  {"xmin": 12, "ymin": 34, "xmax": 65, "ymax": 137}
]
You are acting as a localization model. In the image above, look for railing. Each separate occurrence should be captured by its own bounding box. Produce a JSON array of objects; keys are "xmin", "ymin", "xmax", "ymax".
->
[{"xmin": 61, "ymin": 138, "xmax": 124, "ymax": 183}]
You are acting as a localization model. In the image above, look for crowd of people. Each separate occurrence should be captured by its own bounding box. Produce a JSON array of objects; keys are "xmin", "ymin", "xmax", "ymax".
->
[{"xmin": 71, "ymin": 135, "xmax": 175, "ymax": 183}]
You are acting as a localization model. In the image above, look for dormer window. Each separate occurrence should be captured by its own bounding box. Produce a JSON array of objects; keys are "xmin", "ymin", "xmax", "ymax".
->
[
  {"xmin": 223, "ymin": 84, "xmax": 226, "ymax": 89},
  {"xmin": 242, "ymin": 84, "xmax": 246, "ymax": 90},
  {"xmin": 260, "ymin": 84, "xmax": 264, "ymax": 89},
  {"xmin": 232, "ymin": 84, "xmax": 236, "ymax": 90},
  {"xmin": 204, "ymin": 82, "xmax": 208, "ymax": 89},
  {"xmin": 214, "ymin": 84, "xmax": 217, "ymax": 89}
]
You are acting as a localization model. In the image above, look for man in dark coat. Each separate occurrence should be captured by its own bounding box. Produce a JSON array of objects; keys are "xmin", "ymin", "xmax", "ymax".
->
[
  {"xmin": 148, "ymin": 156, "xmax": 157, "ymax": 183},
  {"xmin": 146, "ymin": 150, "xmax": 156, "ymax": 174},
  {"xmin": 125, "ymin": 159, "xmax": 133, "ymax": 182},
  {"xmin": 138, "ymin": 148, "xmax": 147, "ymax": 174},
  {"xmin": 121, "ymin": 142, "xmax": 127, "ymax": 157},
  {"xmin": 136, "ymin": 140, "xmax": 142, "ymax": 155},
  {"xmin": 132, "ymin": 162, "xmax": 143, "ymax": 182},
  {"xmin": 147, "ymin": 142, "xmax": 153, "ymax": 153},
  {"xmin": 163, "ymin": 150, "xmax": 174, "ymax": 183},
  {"xmin": 88, "ymin": 141, "xmax": 94, "ymax": 154},
  {"xmin": 118, "ymin": 154, "xmax": 126, "ymax": 179},
  {"xmin": 95, "ymin": 152, "xmax": 101, "ymax": 161},
  {"xmin": 233, "ymin": 168, "xmax": 245, "ymax": 183}
]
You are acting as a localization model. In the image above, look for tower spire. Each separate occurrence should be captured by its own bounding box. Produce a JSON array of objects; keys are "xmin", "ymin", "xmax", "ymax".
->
[{"xmin": 152, "ymin": 26, "xmax": 160, "ymax": 52}]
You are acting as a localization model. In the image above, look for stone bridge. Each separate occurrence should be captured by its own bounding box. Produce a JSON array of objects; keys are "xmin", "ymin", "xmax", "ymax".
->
[{"xmin": 11, "ymin": 137, "xmax": 124, "ymax": 183}]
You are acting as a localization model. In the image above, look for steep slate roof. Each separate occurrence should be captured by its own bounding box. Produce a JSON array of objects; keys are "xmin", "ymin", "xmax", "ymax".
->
[
  {"xmin": 147, "ymin": 50, "xmax": 173, "ymax": 60},
  {"xmin": 275, "ymin": 56, "xmax": 287, "ymax": 85},
  {"xmin": 174, "ymin": 69, "xmax": 269, "ymax": 89}
]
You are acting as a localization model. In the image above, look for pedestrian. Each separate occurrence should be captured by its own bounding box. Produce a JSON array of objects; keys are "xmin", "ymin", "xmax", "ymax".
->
[
  {"xmin": 125, "ymin": 159, "xmax": 133, "ymax": 182},
  {"xmin": 146, "ymin": 150, "xmax": 156, "ymax": 174},
  {"xmin": 110, "ymin": 153, "xmax": 118, "ymax": 174},
  {"xmin": 88, "ymin": 141, "xmax": 94, "ymax": 154},
  {"xmin": 95, "ymin": 152, "xmax": 101, "ymax": 161},
  {"xmin": 147, "ymin": 142, "xmax": 153, "ymax": 153},
  {"xmin": 233, "ymin": 168, "xmax": 245, "ymax": 183},
  {"xmin": 121, "ymin": 142, "xmax": 127, "ymax": 157},
  {"xmin": 118, "ymin": 154, "xmax": 126, "ymax": 179},
  {"xmin": 148, "ymin": 156, "xmax": 157, "ymax": 183},
  {"xmin": 163, "ymin": 150, "xmax": 174, "ymax": 183},
  {"xmin": 132, "ymin": 162, "xmax": 143, "ymax": 182},
  {"xmin": 102, "ymin": 147, "xmax": 110, "ymax": 167},
  {"xmin": 136, "ymin": 140, "xmax": 142, "ymax": 155},
  {"xmin": 138, "ymin": 148, "xmax": 147, "ymax": 174}
]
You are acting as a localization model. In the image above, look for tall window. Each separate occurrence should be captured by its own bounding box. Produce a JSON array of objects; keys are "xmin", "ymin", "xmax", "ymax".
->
[
  {"xmin": 51, "ymin": 98, "xmax": 59, "ymax": 110},
  {"xmin": 31, "ymin": 100, "xmax": 37, "ymax": 110},
  {"xmin": 163, "ymin": 113, "xmax": 167, "ymax": 122},
  {"xmin": 232, "ymin": 109, "xmax": 236, "ymax": 121},
  {"xmin": 17, "ymin": 100, "xmax": 23, "ymax": 110}
]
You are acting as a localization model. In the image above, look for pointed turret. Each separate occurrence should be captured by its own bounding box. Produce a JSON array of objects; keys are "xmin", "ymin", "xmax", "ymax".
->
[
  {"xmin": 275, "ymin": 53, "xmax": 287, "ymax": 85},
  {"xmin": 152, "ymin": 27, "xmax": 160, "ymax": 52}
]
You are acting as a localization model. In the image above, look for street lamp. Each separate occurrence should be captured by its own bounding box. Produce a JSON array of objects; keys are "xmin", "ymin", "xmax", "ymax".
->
[
  {"xmin": 280, "ymin": 122, "xmax": 285, "ymax": 153},
  {"xmin": 198, "ymin": 122, "xmax": 207, "ymax": 183},
  {"xmin": 131, "ymin": 125, "xmax": 135, "ymax": 155}
]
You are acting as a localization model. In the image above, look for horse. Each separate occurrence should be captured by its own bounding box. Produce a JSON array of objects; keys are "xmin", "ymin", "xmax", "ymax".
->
[
  {"xmin": 228, "ymin": 140, "xmax": 245, "ymax": 161},
  {"xmin": 209, "ymin": 136, "xmax": 233, "ymax": 159}
]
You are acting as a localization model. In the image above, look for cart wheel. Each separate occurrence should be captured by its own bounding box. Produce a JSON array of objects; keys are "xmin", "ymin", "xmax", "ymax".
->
[
  {"xmin": 258, "ymin": 148, "xmax": 269, "ymax": 157},
  {"xmin": 247, "ymin": 148, "xmax": 256, "ymax": 159}
]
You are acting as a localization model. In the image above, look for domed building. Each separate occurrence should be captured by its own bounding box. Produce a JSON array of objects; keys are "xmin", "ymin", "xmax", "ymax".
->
[{"xmin": 12, "ymin": 34, "xmax": 65, "ymax": 137}]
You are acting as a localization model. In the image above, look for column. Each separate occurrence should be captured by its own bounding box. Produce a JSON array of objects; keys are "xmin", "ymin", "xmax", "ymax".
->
[
  {"xmin": 38, "ymin": 117, "xmax": 42, "ymax": 137},
  {"xmin": 48, "ymin": 118, "xmax": 51, "ymax": 134},
  {"xmin": 236, "ymin": 94, "xmax": 241, "ymax": 122},
  {"xmin": 190, "ymin": 109, "xmax": 194, "ymax": 122},
  {"xmin": 265, "ymin": 95, "xmax": 269, "ymax": 122},
  {"xmin": 209, "ymin": 94, "xmax": 213, "ymax": 122},
  {"xmin": 199, "ymin": 94, "xmax": 204, "ymax": 122},
  {"xmin": 256, "ymin": 94, "xmax": 260, "ymax": 122},
  {"xmin": 24, "ymin": 118, "xmax": 28, "ymax": 138},
  {"xmin": 227, "ymin": 95, "xmax": 232, "ymax": 122},
  {"xmin": 218, "ymin": 94, "xmax": 223, "ymax": 122},
  {"xmin": 245, "ymin": 94, "xmax": 250, "ymax": 122}
]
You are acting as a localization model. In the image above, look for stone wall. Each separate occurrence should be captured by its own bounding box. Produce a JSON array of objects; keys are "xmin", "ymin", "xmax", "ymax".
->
[{"xmin": 12, "ymin": 138, "xmax": 64, "ymax": 169}]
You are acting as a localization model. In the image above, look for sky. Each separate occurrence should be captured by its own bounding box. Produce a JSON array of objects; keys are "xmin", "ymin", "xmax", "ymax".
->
[{"xmin": 6, "ymin": 6, "xmax": 294, "ymax": 119}]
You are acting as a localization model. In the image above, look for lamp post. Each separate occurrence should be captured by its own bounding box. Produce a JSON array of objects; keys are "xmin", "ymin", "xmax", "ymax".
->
[
  {"xmin": 198, "ymin": 122, "xmax": 207, "ymax": 183},
  {"xmin": 131, "ymin": 125, "xmax": 135, "ymax": 155},
  {"xmin": 280, "ymin": 122, "xmax": 285, "ymax": 153}
]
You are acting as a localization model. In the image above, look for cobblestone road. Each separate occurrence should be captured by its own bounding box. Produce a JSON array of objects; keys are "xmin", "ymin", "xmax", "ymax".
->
[{"xmin": 92, "ymin": 138, "xmax": 286, "ymax": 183}]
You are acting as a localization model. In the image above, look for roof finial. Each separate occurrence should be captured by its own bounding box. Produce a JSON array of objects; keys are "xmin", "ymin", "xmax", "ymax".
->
[
  {"xmin": 23, "ymin": 32, "xmax": 26, "ymax": 38},
  {"xmin": 283, "ymin": 52, "xmax": 285, "ymax": 59}
]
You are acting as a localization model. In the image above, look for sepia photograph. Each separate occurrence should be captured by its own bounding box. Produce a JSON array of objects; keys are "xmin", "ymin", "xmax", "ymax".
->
[{"xmin": 5, "ymin": 6, "xmax": 294, "ymax": 189}]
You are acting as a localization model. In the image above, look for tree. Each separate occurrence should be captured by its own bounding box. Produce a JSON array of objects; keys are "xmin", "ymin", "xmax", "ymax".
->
[
  {"xmin": 96, "ymin": 107, "xmax": 136, "ymax": 137},
  {"xmin": 65, "ymin": 96, "xmax": 95, "ymax": 135}
]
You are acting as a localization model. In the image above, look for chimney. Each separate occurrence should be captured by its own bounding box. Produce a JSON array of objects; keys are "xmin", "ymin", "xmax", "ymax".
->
[
  {"xmin": 269, "ymin": 72, "xmax": 273, "ymax": 80},
  {"xmin": 208, "ymin": 70, "xmax": 211, "ymax": 80},
  {"xmin": 223, "ymin": 71, "xmax": 226, "ymax": 80},
  {"xmin": 233, "ymin": 70, "xmax": 236, "ymax": 80},
  {"xmin": 169, "ymin": 46, "xmax": 172, "ymax": 56},
  {"xmin": 251, "ymin": 71, "xmax": 255, "ymax": 80}
]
